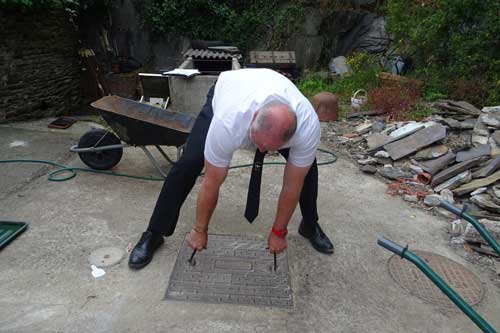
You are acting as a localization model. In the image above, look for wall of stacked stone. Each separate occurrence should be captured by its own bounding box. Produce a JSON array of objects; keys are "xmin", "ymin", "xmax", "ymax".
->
[{"xmin": 0, "ymin": 8, "xmax": 80, "ymax": 123}]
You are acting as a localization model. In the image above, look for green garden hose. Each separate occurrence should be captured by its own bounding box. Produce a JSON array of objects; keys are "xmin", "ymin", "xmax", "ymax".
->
[{"xmin": 0, "ymin": 148, "xmax": 337, "ymax": 182}]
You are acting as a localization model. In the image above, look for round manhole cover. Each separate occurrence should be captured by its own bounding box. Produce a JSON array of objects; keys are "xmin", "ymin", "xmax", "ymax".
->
[
  {"xmin": 388, "ymin": 250, "xmax": 484, "ymax": 312},
  {"xmin": 88, "ymin": 247, "xmax": 124, "ymax": 267}
]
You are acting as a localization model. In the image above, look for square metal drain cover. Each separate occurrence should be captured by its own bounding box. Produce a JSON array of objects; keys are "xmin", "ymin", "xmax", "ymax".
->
[{"xmin": 165, "ymin": 234, "xmax": 293, "ymax": 308}]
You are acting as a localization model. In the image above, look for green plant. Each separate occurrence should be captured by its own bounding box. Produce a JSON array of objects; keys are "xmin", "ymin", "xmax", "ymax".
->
[
  {"xmin": 270, "ymin": 3, "xmax": 305, "ymax": 49},
  {"xmin": 298, "ymin": 52, "xmax": 382, "ymax": 107},
  {"xmin": 0, "ymin": 0, "xmax": 110, "ymax": 8},
  {"xmin": 401, "ymin": 102, "xmax": 435, "ymax": 121},
  {"xmin": 385, "ymin": 0, "xmax": 500, "ymax": 106},
  {"xmin": 140, "ymin": 1, "xmax": 315, "ymax": 54}
]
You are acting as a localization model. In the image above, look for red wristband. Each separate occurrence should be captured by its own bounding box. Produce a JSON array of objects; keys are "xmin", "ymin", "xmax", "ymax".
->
[{"xmin": 271, "ymin": 226, "xmax": 288, "ymax": 238}]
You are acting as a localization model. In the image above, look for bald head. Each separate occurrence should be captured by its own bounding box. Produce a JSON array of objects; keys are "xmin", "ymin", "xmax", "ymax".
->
[{"xmin": 250, "ymin": 101, "xmax": 297, "ymax": 151}]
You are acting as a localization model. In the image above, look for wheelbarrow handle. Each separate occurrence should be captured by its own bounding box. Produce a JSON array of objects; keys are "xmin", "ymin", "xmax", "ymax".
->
[{"xmin": 377, "ymin": 236, "xmax": 407, "ymax": 257}]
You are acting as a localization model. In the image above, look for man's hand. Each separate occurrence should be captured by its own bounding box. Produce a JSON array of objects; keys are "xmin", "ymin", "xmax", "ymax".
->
[
  {"xmin": 187, "ymin": 227, "xmax": 208, "ymax": 251},
  {"xmin": 268, "ymin": 231, "xmax": 287, "ymax": 253}
]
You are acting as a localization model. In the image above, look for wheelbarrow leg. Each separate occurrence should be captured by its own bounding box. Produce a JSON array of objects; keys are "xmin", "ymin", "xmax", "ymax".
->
[
  {"xmin": 155, "ymin": 145, "xmax": 176, "ymax": 164},
  {"xmin": 140, "ymin": 146, "xmax": 168, "ymax": 179}
]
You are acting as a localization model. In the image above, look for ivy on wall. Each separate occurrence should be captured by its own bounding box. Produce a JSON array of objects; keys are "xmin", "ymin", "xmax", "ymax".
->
[
  {"xmin": 0, "ymin": 0, "xmax": 112, "ymax": 10},
  {"xmin": 141, "ymin": 0, "xmax": 313, "ymax": 53}
]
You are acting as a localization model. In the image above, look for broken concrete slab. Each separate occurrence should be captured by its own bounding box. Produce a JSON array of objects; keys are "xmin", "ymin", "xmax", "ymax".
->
[
  {"xmin": 449, "ymin": 219, "xmax": 464, "ymax": 237},
  {"xmin": 439, "ymin": 189, "xmax": 455, "ymax": 204},
  {"xmin": 456, "ymin": 144, "xmax": 491, "ymax": 162},
  {"xmin": 470, "ymin": 194, "xmax": 500, "ymax": 213},
  {"xmin": 471, "ymin": 187, "xmax": 487, "ymax": 196},
  {"xmin": 367, "ymin": 133, "xmax": 392, "ymax": 149},
  {"xmin": 360, "ymin": 165, "xmax": 377, "ymax": 174},
  {"xmin": 414, "ymin": 145, "xmax": 449, "ymax": 161},
  {"xmin": 384, "ymin": 124, "xmax": 447, "ymax": 161},
  {"xmin": 487, "ymin": 187, "xmax": 500, "ymax": 205},
  {"xmin": 434, "ymin": 171, "xmax": 472, "ymax": 192},
  {"xmin": 483, "ymin": 106, "xmax": 500, "ymax": 113},
  {"xmin": 358, "ymin": 157, "xmax": 378, "ymax": 165},
  {"xmin": 472, "ymin": 134, "xmax": 490, "ymax": 146},
  {"xmin": 453, "ymin": 169, "xmax": 500, "ymax": 196},
  {"xmin": 434, "ymin": 100, "xmax": 481, "ymax": 117},
  {"xmin": 372, "ymin": 121, "xmax": 385, "ymax": 133},
  {"xmin": 410, "ymin": 165, "xmax": 423, "ymax": 174},
  {"xmin": 442, "ymin": 117, "xmax": 462, "ymax": 130},
  {"xmin": 378, "ymin": 167, "xmax": 413, "ymax": 180},
  {"xmin": 494, "ymin": 131, "xmax": 500, "ymax": 146},
  {"xmin": 389, "ymin": 122, "xmax": 424, "ymax": 138},
  {"xmin": 471, "ymin": 120, "xmax": 490, "ymax": 146},
  {"xmin": 403, "ymin": 194, "xmax": 418, "ymax": 203},
  {"xmin": 492, "ymin": 185, "xmax": 500, "ymax": 200},
  {"xmin": 464, "ymin": 219, "xmax": 500, "ymax": 248},
  {"xmin": 460, "ymin": 118, "xmax": 477, "ymax": 130},
  {"xmin": 355, "ymin": 122, "xmax": 373, "ymax": 135},
  {"xmin": 418, "ymin": 151, "xmax": 456, "ymax": 175},
  {"xmin": 450, "ymin": 101, "xmax": 482, "ymax": 115},
  {"xmin": 472, "ymin": 157, "xmax": 500, "ymax": 178},
  {"xmin": 374, "ymin": 150, "xmax": 390, "ymax": 158},
  {"xmin": 487, "ymin": 135, "xmax": 500, "ymax": 157},
  {"xmin": 376, "ymin": 157, "xmax": 392, "ymax": 165},
  {"xmin": 424, "ymin": 194, "xmax": 442, "ymax": 206},
  {"xmin": 440, "ymin": 189, "xmax": 455, "ymax": 204},
  {"xmin": 431, "ymin": 157, "xmax": 483, "ymax": 187},
  {"xmin": 480, "ymin": 113, "xmax": 500, "ymax": 128}
]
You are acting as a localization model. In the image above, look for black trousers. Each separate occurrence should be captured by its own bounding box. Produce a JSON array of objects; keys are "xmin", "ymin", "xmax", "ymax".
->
[{"xmin": 148, "ymin": 86, "xmax": 319, "ymax": 236}]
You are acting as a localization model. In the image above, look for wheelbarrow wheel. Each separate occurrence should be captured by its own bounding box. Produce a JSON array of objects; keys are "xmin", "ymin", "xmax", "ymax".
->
[{"xmin": 78, "ymin": 129, "xmax": 123, "ymax": 170}]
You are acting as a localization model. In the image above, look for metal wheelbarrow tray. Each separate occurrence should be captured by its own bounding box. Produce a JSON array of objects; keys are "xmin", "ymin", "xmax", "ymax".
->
[{"xmin": 71, "ymin": 95, "xmax": 196, "ymax": 178}]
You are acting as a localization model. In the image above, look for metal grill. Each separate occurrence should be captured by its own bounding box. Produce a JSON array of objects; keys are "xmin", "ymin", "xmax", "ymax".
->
[
  {"xmin": 165, "ymin": 234, "xmax": 293, "ymax": 308},
  {"xmin": 184, "ymin": 49, "xmax": 242, "ymax": 60}
]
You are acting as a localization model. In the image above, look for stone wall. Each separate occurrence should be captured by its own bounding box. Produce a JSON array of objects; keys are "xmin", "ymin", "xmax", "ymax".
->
[{"xmin": 0, "ymin": 7, "xmax": 80, "ymax": 123}]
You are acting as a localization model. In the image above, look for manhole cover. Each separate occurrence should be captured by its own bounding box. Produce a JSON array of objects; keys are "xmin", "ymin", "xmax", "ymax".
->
[
  {"xmin": 88, "ymin": 247, "xmax": 124, "ymax": 267},
  {"xmin": 388, "ymin": 250, "xmax": 484, "ymax": 312},
  {"xmin": 165, "ymin": 234, "xmax": 293, "ymax": 308}
]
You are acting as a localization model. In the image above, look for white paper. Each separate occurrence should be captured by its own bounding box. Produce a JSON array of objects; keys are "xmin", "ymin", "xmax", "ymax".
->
[
  {"xmin": 91, "ymin": 265, "xmax": 106, "ymax": 278},
  {"xmin": 162, "ymin": 69, "xmax": 200, "ymax": 78}
]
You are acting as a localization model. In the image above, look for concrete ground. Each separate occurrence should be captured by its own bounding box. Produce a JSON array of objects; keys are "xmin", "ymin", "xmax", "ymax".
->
[{"xmin": 1, "ymin": 118, "xmax": 499, "ymax": 333}]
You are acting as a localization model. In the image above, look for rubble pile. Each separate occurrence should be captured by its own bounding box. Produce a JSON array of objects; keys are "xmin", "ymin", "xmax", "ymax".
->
[{"xmin": 327, "ymin": 101, "xmax": 500, "ymax": 257}]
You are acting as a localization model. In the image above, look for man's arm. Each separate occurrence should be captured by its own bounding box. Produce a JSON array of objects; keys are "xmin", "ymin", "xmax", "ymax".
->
[
  {"xmin": 268, "ymin": 161, "xmax": 311, "ymax": 252},
  {"xmin": 187, "ymin": 160, "xmax": 228, "ymax": 251}
]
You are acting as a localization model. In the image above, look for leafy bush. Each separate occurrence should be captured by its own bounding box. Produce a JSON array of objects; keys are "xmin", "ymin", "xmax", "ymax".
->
[
  {"xmin": 0, "ymin": 0, "xmax": 74, "ymax": 7},
  {"xmin": 0, "ymin": 0, "xmax": 111, "ymax": 10},
  {"xmin": 141, "ymin": 1, "xmax": 308, "ymax": 53},
  {"xmin": 298, "ymin": 52, "xmax": 381, "ymax": 103},
  {"xmin": 368, "ymin": 84, "xmax": 421, "ymax": 120},
  {"xmin": 385, "ymin": 0, "xmax": 500, "ymax": 106}
]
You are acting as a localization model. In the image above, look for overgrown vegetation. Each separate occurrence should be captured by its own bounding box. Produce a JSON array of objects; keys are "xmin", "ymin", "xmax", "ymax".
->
[
  {"xmin": 385, "ymin": 0, "xmax": 500, "ymax": 106},
  {"xmin": 141, "ymin": 0, "xmax": 313, "ymax": 53},
  {"xmin": 298, "ymin": 52, "xmax": 433, "ymax": 121},
  {"xmin": 298, "ymin": 52, "xmax": 380, "ymax": 101},
  {"xmin": 0, "ymin": 0, "xmax": 110, "ymax": 8}
]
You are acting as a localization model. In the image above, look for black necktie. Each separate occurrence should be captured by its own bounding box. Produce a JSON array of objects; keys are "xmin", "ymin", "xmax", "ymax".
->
[{"xmin": 244, "ymin": 150, "xmax": 266, "ymax": 223}]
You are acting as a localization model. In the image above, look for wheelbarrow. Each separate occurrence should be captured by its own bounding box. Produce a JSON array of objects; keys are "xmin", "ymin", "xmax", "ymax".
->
[
  {"xmin": 70, "ymin": 95, "xmax": 196, "ymax": 178},
  {"xmin": 377, "ymin": 200, "xmax": 500, "ymax": 333}
]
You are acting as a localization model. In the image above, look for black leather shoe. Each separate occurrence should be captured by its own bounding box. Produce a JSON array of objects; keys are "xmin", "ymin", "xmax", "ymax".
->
[
  {"xmin": 128, "ymin": 231, "xmax": 164, "ymax": 269},
  {"xmin": 298, "ymin": 220, "xmax": 334, "ymax": 254}
]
